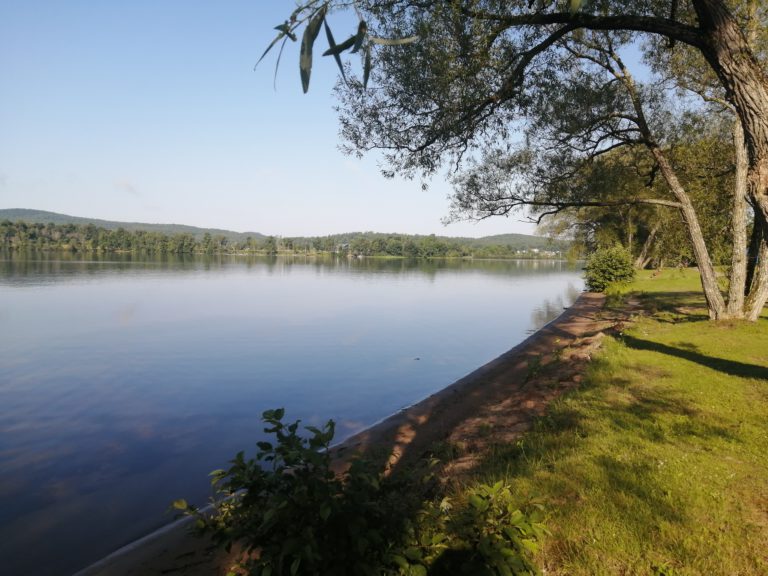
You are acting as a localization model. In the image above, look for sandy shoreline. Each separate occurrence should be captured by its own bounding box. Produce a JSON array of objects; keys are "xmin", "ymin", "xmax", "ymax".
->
[{"xmin": 75, "ymin": 291, "xmax": 609, "ymax": 576}]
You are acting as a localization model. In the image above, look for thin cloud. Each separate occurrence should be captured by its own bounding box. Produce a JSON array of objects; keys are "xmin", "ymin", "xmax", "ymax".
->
[{"xmin": 114, "ymin": 179, "xmax": 140, "ymax": 197}]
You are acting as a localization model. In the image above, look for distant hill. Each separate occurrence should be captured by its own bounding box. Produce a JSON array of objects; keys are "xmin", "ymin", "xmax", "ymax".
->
[
  {"xmin": 0, "ymin": 209, "xmax": 266, "ymax": 242},
  {"xmin": 0, "ymin": 209, "xmax": 566, "ymax": 251}
]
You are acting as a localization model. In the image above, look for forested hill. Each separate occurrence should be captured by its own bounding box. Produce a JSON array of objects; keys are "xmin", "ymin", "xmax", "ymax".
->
[
  {"xmin": 0, "ymin": 209, "xmax": 569, "ymax": 257},
  {"xmin": 0, "ymin": 209, "xmax": 266, "ymax": 242}
]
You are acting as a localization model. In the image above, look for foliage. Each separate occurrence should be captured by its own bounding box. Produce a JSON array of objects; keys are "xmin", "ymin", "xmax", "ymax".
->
[
  {"xmin": 176, "ymin": 409, "xmax": 545, "ymax": 576},
  {"xmin": 408, "ymin": 482, "xmax": 547, "ymax": 576},
  {"xmin": 537, "ymin": 130, "xmax": 735, "ymax": 270},
  {"xmin": 256, "ymin": 1, "xmax": 417, "ymax": 93},
  {"xmin": 583, "ymin": 245, "xmax": 635, "ymax": 292},
  {"xmin": 264, "ymin": 1, "xmax": 768, "ymax": 320}
]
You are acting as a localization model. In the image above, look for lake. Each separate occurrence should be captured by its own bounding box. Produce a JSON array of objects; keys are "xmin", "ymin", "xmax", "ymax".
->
[{"xmin": 0, "ymin": 252, "xmax": 582, "ymax": 575}]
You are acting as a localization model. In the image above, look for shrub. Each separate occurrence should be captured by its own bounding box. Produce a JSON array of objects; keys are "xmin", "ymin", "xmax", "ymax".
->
[
  {"xmin": 584, "ymin": 245, "xmax": 635, "ymax": 292},
  {"xmin": 175, "ymin": 409, "xmax": 546, "ymax": 576}
]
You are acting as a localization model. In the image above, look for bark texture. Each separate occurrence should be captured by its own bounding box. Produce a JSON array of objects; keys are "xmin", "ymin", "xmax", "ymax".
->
[
  {"xmin": 726, "ymin": 120, "xmax": 749, "ymax": 317},
  {"xmin": 694, "ymin": 0, "xmax": 768, "ymax": 237}
]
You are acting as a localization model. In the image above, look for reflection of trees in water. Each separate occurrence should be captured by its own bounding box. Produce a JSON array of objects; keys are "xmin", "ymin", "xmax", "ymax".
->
[
  {"xmin": 0, "ymin": 250, "xmax": 203, "ymax": 285},
  {"xmin": 0, "ymin": 252, "xmax": 583, "ymax": 286},
  {"xmin": 530, "ymin": 283, "xmax": 582, "ymax": 331}
]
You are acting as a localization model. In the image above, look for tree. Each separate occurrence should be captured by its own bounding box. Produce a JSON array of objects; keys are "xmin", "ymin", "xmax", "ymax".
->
[
  {"xmin": 264, "ymin": 0, "xmax": 768, "ymax": 319},
  {"xmin": 447, "ymin": 30, "xmax": 766, "ymax": 319},
  {"xmin": 264, "ymin": 235, "xmax": 279, "ymax": 255}
]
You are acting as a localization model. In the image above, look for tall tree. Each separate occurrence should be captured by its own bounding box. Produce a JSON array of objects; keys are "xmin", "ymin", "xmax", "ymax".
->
[{"xmin": 267, "ymin": 0, "xmax": 768, "ymax": 318}]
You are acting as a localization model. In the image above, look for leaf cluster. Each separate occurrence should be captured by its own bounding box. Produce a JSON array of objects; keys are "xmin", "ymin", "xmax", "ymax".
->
[
  {"xmin": 176, "ymin": 409, "xmax": 547, "ymax": 576},
  {"xmin": 258, "ymin": 1, "xmax": 417, "ymax": 92},
  {"xmin": 394, "ymin": 481, "xmax": 548, "ymax": 576}
]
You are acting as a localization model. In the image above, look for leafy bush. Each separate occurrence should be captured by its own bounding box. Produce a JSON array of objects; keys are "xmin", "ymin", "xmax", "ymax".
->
[
  {"xmin": 403, "ymin": 483, "xmax": 547, "ymax": 576},
  {"xmin": 584, "ymin": 245, "xmax": 635, "ymax": 292},
  {"xmin": 176, "ymin": 409, "xmax": 545, "ymax": 576}
]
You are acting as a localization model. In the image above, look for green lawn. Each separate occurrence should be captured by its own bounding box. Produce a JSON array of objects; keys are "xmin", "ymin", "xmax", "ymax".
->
[{"xmin": 466, "ymin": 269, "xmax": 768, "ymax": 575}]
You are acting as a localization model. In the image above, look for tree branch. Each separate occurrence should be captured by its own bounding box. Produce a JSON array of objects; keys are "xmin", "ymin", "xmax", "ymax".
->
[{"xmin": 459, "ymin": 9, "xmax": 705, "ymax": 49}]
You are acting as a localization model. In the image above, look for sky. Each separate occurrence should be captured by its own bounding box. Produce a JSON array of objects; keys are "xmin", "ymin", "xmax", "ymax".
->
[{"xmin": 0, "ymin": 1, "xmax": 537, "ymax": 238}]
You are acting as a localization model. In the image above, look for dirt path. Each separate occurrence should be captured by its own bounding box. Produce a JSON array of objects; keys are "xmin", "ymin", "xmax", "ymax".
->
[
  {"xmin": 331, "ymin": 292, "xmax": 611, "ymax": 477},
  {"xmin": 77, "ymin": 292, "xmax": 612, "ymax": 576}
]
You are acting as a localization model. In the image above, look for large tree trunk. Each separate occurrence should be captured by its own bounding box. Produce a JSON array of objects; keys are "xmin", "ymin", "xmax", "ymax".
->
[
  {"xmin": 634, "ymin": 218, "xmax": 660, "ymax": 270},
  {"xmin": 743, "ymin": 210, "xmax": 768, "ymax": 321},
  {"xmin": 726, "ymin": 119, "xmax": 749, "ymax": 316},
  {"xmin": 693, "ymin": 0, "xmax": 768, "ymax": 241},
  {"xmin": 745, "ymin": 216, "xmax": 762, "ymax": 292},
  {"xmin": 651, "ymin": 148, "xmax": 727, "ymax": 319},
  {"xmin": 745, "ymin": 222, "xmax": 768, "ymax": 321},
  {"xmin": 615, "ymin": 51, "xmax": 728, "ymax": 319}
]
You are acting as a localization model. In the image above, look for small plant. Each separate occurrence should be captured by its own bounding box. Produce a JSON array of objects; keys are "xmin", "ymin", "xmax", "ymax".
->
[
  {"xmin": 175, "ymin": 408, "xmax": 412, "ymax": 575},
  {"xmin": 524, "ymin": 354, "xmax": 543, "ymax": 382},
  {"xmin": 402, "ymin": 482, "xmax": 547, "ymax": 576},
  {"xmin": 584, "ymin": 245, "xmax": 636, "ymax": 292},
  {"xmin": 175, "ymin": 409, "xmax": 546, "ymax": 575}
]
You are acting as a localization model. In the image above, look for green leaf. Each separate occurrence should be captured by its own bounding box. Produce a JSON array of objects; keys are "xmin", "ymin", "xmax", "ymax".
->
[
  {"xmin": 171, "ymin": 498, "xmax": 188, "ymax": 510},
  {"xmin": 431, "ymin": 533, "xmax": 447, "ymax": 545},
  {"xmin": 257, "ymin": 441, "xmax": 274, "ymax": 452},
  {"xmin": 469, "ymin": 493, "xmax": 489, "ymax": 512},
  {"xmin": 255, "ymin": 21, "xmax": 299, "ymax": 71},
  {"xmin": 404, "ymin": 547, "xmax": 422, "ymax": 561},
  {"xmin": 290, "ymin": 557, "xmax": 301, "ymax": 576},
  {"xmin": 351, "ymin": 20, "xmax": 367, "ymax": 53},
  {"xmin": 368, "ymin": 35, "xmax": 419, "ymax": 46},
  {"xmin": 272, "ymin": 36, "xmax": 290, "ymax": 90},
  {"xmin": 408, "ymin": 564, "xmax": 427, "ymax": 576},
  {"xmin": 363, "ymin": 43, "xmax": 372, "ymax": 89},
  {"xmin": 390, "ymin": 554, "xmax": 409, "ymax": 569},
  {"xmin": 300, "ymin": 5, "xmax": 327, "ymax": 93},
  {"xmin": 255, "ymin": 31, "xmax": 286, "ymax": 70},
  {"xmin": 569, "ymin": 0, "xmax": 585, "ymax": 13},
  {"xmin": 322, "ymin": 34, "xmax": 356, "ymax": 56},
  {"xmin": 323, "ymin": 20, "xmax": 348, "ymax": 85}
]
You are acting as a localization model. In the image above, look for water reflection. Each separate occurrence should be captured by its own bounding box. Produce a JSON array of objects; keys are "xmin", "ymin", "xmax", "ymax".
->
[
  {"xmin": 0, "ymin": 253, "xmax": 583, "ymax": 575},
  {"xmin": 529, "ymin": 283, "xmax": 583, "ymax": 331},
  {"xmin": 0, "ymin": 251, "xmax": 580, "ymax": 286}
]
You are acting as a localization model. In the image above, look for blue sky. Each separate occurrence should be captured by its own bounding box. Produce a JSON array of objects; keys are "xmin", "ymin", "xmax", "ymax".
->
[{"xmin": 0, "ymin": 1, "xmax": 536, "ymax": 237}]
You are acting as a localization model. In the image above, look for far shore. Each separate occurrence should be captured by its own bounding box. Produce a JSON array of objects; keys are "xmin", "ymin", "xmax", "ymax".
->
[
  {"xmin": 2, "ymin": 247, "xmax": 575, "ymax": 262},
  {"xmin": 76, "ymin": 291, "xmax": 608, "ymax": 576}
]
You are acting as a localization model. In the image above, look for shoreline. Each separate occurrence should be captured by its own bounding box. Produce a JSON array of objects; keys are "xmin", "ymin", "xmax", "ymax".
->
[{"xmin": 75, "ymin": 291, "xmax": 609, "ymax": 576}]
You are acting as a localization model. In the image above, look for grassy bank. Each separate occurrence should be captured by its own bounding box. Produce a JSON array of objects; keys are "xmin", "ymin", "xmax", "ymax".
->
[{"xmin": 458, "ymin": 268, "xmax": 768, "ymax": 575}]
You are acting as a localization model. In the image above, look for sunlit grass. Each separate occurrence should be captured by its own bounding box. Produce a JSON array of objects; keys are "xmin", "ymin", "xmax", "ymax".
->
[{"xmin": 461, "ymin": 268, "xmax": 768, "ymax": 574}]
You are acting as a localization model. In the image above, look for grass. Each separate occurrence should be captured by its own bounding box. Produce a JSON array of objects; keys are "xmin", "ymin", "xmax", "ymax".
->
[{"xmin": 458, "ymin": 268, "xmax": 768, "ymax": 575}]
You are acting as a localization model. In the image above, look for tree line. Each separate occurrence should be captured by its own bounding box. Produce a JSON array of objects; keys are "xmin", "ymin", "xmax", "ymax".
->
[{"xmin": 0, "ymin": 220, "xmax": 567, "ymax": 260}]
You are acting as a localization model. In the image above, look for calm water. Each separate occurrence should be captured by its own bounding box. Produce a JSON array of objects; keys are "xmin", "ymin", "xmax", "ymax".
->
[{"xmin": 0, "ymin": 253, "xmax": 582, "ymax": 575}]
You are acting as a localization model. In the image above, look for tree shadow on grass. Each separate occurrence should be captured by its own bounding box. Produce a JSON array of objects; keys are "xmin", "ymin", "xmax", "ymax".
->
[
  {"xmin": 621, "ymin": 334, "xmax": 768, "ymax": 380},
  {"xmin": 635, "ymin": 291, "xmax": 710, "ymax": 323},
  {"xmin": 608, "ymin": 380, "xmax": 738, "ymax": 444},
  {"xmin": 593, "ymin": 455, "xmax": 684, "ymax": 523}
]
